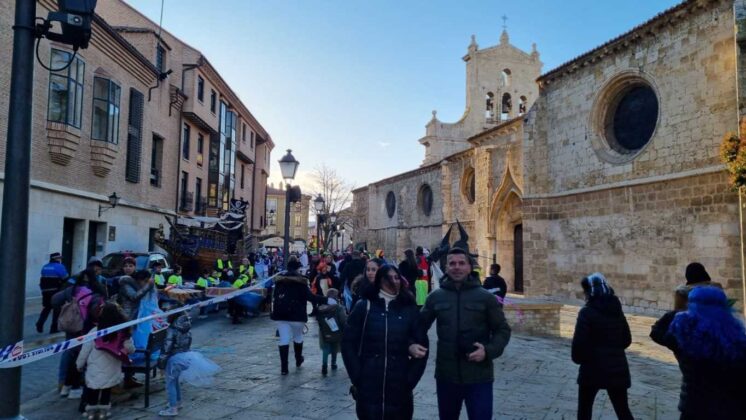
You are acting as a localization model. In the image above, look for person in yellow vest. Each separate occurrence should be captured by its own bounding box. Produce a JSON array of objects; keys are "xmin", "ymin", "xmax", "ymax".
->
[
  {"xmin": 208, "ymin": 271, "xmax": 220, "ymax": 286},
  {"xmin": 215, "ymin": 252, "xmax": 234, "ymax": 281},
  {"xmin": 239, "ymin": 257, "xmax": 254, "ymax": 284},
  {"xmin": 152, "ymin": 261, "xmax": 166, "ymax": 289},
  {"xmin": 228, "ymin": 271, "xmax": 250, "ymax": 324},
  {"xmin": 167, "ymin": 265, "xmax": 183, "ymax": 287},
  {"xmin": 195, "ymin": 268, "xmax": 211, "ymax": 291}
]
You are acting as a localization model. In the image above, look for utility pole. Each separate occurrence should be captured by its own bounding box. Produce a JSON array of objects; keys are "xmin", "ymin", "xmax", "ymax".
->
[{"xmin": 0, "ymin": 1, "xmax": 36, "ymax": 418}]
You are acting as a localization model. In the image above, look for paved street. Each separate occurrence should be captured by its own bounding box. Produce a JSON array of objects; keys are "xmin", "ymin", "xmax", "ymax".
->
[{"xmin": 18, "ymin": 303, "xmax": 682, "ymax": 420}]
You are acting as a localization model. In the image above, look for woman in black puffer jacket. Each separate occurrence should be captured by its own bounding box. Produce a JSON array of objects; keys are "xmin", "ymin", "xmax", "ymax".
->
[
  {"xmin": 341, "ymin": 264, "xmax": 428, "ymax": 420},
  {"xmin": 571, "ymin": 273, "xmax": 633, "ymax": 420},
  {"xmin": 271, "ymin": 256, "xmax": 327, "ymax": 375}
]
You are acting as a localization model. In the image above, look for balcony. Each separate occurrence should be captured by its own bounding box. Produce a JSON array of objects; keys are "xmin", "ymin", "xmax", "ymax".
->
[{"xmin": 179, "ymin": 191, "xmax": 194, "ymax": 212}]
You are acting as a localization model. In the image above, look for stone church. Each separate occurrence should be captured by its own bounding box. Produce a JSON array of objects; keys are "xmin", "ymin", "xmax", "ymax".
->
[{"xmin": 352, "ymin": 0, "xmax": 746, "ymax": 312}]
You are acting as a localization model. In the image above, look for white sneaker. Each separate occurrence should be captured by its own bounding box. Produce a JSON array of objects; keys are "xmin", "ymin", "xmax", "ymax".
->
[
  {"xmin": 59, "ymin": 385, "xmax": 71, "ymax": 397},
  {"xmin": 67, "ymin": 388, "xmax": 83, "ymax": 399},
  {"xmin": 158, "ymin": 406, "xmax": 179, "ymax": 417}
]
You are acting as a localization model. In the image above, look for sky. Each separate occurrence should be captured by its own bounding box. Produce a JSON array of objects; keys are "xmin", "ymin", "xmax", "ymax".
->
[{"xmin": 125, "ymin": 0, "xmax": 681, "ymax": 193}]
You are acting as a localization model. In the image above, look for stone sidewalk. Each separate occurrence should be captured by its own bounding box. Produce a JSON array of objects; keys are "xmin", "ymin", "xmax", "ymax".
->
[{"xmin": 20, "ymin": 308, "xmax": 681, "ymax": 419}]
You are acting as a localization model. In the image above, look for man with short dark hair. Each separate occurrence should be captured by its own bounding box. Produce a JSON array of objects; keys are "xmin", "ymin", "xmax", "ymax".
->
[
  {"xmin": 483, "ymin": 263, "xmax": 508, "ymax": 299},
  {"xmin": 410, "ymin": 247, "xmax": 511, "ymax": 420}
]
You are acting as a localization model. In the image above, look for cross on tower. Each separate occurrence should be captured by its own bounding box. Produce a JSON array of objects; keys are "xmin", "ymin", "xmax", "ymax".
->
[{"xmin": 502, "ymin": 15, "xmax": 508, "ymax": 30}]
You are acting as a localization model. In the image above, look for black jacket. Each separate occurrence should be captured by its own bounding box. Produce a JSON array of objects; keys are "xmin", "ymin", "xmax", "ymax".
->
[
  {"xmin": 650, "ymin": 311, "xmax": 746, "ymax": 418},
  {"xmin": 341, "ymin": 286, "xmax": 427, "ymax": 420},
  {"xmin": 271, "ymin": 270, "xmax": 326, "ymax": 322},
  {"xmin": 571, "ymin": 295, "xmax": 631, "ymax": 389},
  {"xmin": 482, "ymin": 275, "xmax": 507, "ymax": 299},
  {"xmin": 398, "ymin": 261, "xmax": 420, "ymax": 291}
]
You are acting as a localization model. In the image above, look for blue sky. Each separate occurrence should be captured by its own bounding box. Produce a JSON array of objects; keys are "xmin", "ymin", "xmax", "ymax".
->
[{"xmin": 126, "ymin": 0, "xmax": 681, "ymax": 192}]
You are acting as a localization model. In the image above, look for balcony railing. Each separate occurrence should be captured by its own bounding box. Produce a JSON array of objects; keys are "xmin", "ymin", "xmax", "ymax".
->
[{"xmin": 179, "ymin": 191, "xmax": 194, "ymax": 212}]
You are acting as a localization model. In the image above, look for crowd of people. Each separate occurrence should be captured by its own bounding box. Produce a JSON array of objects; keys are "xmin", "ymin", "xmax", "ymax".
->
[{"xmin": 34, "ymin": 246, "xmax": 746, "ymax": 419}]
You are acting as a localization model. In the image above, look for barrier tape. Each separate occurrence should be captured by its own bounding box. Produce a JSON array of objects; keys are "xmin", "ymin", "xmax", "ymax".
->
[{"xmin": 0, "ymin": 273, "xmax": 280, "ymax": 369}]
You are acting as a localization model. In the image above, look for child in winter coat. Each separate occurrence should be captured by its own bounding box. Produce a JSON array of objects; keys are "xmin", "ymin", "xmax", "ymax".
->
[
  {"xmin": 316, "ymin": 288, "xmax": 347, "ymax": 376},
  {"xmin": 76, "ymin": 303, "xmax": 134, "ymax": 419},
  {"xmin": 158, "ymin": 303, "xmax": 220, "ymax": 417}
]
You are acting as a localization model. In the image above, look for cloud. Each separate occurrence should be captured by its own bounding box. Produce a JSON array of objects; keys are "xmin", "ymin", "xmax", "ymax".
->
[{"xmin": 377, "ymin": 141, "xmax": 391, "ymax": 148}]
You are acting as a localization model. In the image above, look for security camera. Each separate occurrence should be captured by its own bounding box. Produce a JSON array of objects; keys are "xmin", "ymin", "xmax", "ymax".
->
[{"xmin": 37, "ymin": 0, "xmax": 98, "ymax": 50}]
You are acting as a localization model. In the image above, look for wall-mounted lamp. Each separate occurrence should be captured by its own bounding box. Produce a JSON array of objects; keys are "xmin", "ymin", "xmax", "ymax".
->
[{"xmin": 98, "ymin": 192, "xmax": 120, "ymax": 217}]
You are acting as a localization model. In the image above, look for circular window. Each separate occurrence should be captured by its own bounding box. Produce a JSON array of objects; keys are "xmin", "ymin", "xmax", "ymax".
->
[
  {"xmin": 385, "ymin": 191, "xmax": 396, "ymax": 218},
  {"xmin": 590, "ymin": 72, "xmax": 660, "ymax": 163},
  {"xmin": 418, "ymin": 184, "xmax": 433, "ymax": 216},
  {"xmin": 607, "ymin": 85, "xmax": 658, "ymax": 153}
]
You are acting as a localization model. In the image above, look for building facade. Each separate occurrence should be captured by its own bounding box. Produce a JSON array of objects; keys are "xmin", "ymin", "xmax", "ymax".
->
[
  {"xmin": 353, "ymin": 0, "xmax": 745, "ymax": 313},
  {"xmin": 0, "ymin": 0, "xmax": 272, "ymax": 298},
  {"xmin": 260, "ymin": 183, "xmax": 311, "ymax": 247}
]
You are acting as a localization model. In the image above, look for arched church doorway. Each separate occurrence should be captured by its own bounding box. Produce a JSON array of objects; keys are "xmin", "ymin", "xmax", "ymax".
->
[{"xmin": 491, "ymin": 191, "xmax": 523, "ymax": 294}]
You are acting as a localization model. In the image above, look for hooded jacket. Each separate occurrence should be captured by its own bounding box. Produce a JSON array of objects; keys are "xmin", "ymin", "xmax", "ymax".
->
[
  {"xmin": 571, "ymin": 294, "xmax": 631, "ymax": 389},
  {"xmin": 417, "ymin": 273, "xmax": 511, "ymax": 384},
  {"xmin": 158, "ymin": 314, "xmax": 192, "ymax": 369},
  {"xmin": 271, "ymin": 270, "xmax": 327, "ymax": 322},
  {"xmin": 76, "ymin": 327, "xmax": 135, "ymax": 389},
  {"xmin": 341, "ymin": 284, "xmax": 428, "ymax": 420},
  {"xmin": 116, "ymin": 276, "xmax": 154, "ymax": 321}
]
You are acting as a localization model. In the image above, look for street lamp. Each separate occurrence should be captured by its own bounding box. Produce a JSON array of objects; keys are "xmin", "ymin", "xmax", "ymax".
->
[
  {"xmin": 98, "ymin": 192, "xmax": 120, "ymax": 217},
  {"xmin": 278, "ymin": 149, "xmax": 299, "ymax": 269},
  {"xmin": 313, "ymin": 194, "xmax": 324, "ymax": 253}
]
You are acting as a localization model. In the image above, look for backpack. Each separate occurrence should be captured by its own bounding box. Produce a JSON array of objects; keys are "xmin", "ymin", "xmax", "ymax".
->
[
  {"xmin": 316, "ymin": 304, "xmax": 343, "ymax": 343},
  {"xmin": 58, "ymin": 288, "xmax": 95, "ymax": 334}
]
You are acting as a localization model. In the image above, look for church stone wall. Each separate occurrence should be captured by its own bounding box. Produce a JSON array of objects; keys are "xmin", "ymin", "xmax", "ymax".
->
[
  {"xmin": 523, "ymin": 0, "xmax": 742, "ymax": 311},
  {"xmin": 359, "ymin": 167, "xmax": 444, "ymax": 258}
]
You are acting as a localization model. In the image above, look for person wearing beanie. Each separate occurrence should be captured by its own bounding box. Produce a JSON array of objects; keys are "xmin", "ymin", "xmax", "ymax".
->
[
  {"xmin": 673, "ymin": 262, "xmax": 723, "ymax": 311},
  {"xmin": 270, "ymin": 256, "xmax": 327, "ymax": 375},
  {"xmin": 572, "ymin": 273, "xmax": 634, "ymax": 420},
  {"xmin": 316, "ymin": 287, "xmax": 347, "ymax": 376}
]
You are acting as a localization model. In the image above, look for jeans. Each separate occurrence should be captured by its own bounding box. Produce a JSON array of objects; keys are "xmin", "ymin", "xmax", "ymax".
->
[
  {"xmin": 58, "ymin": 348, "xmax": 73, "ymax": 384},
  {"xmin": 320, "ymin": 342, "xmax": 338, "ymax": 366},
  {"xmin": 166, "ymin": 365, "xmax": 182, "ymax": 407},
  {"xmin": 436, "ymin": 380, "xmax": 493, "ymax": 420},
  {"xmin": 577, "ymin": 385, "xmax": 633, "ymax": 420},
  {"xmin": 85, "ymin": 387, "xmax": 111, "ymax": 406}
]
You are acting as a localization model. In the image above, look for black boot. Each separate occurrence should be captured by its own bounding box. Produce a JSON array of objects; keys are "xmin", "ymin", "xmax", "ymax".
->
[
  {"xmin": 279, "ymin": 345, "xmax": 289, "ymax": 375},
  {"xmin": 321, "ymin": 364, "xmax": 328, "ymax": 376},
  {"xmin": 293, "ymin": 342, "xmax": 304, "ymax": 367}
]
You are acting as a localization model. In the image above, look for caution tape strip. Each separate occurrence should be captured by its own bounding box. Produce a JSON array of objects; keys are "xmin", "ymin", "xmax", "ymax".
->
[{"xmin": 0, "ymin": 273, "xmax": 280, "ymax": 368}]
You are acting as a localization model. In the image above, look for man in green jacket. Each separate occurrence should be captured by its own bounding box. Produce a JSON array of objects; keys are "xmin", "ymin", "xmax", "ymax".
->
[{"xmin": 409, "ymin": 247, "xmax": 511, "ymax": 420}]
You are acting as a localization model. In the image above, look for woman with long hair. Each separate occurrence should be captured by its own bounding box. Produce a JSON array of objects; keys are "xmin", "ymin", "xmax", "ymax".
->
[
  {"xmin": 350, "ymin": 258, "xmax": 383, "ymax": 309},
  {"xmin": 571, "ymin": 273, "xmax": 633, "ymax": 420},
  {"xmin": 658, "ymin": 286, "xmax": 746, "ymax": 419},
  {"xmin": 342, "ymin": 264, "xmax": 427, "ymax": 420}
]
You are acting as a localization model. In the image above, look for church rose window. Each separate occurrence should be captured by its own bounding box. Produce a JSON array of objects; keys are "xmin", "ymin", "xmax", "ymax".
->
[
  {"xmin": 385, "ymin": 191, "xmax": 396, "ymax": 218},
  {"xmin": 607, "ymin": 85, "xmax": 658, "ymax": 153},
  {"xmin": 419, "ymin": 184, "xmax": 433, "ymax": 216}
]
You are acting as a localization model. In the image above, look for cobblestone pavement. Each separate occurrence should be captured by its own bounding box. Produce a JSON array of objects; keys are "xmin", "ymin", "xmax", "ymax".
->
[{"xmin": 20, "ymin": 305, "xmax": 682, "ymax": 419}]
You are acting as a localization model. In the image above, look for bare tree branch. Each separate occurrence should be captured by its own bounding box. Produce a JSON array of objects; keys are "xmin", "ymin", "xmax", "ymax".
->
[{"xmin": 310, "ymin": 164, "xmax": 355, "ymax": 251}]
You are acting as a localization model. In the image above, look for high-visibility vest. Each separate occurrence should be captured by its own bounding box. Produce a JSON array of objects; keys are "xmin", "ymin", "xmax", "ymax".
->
[
  {"xmin": 196, "ymin": 277, "xmax": 209, "ymax": 289},
  {"xmin": 153, "ymin": 273, "xmax": 166, "ymax": 286},
  {"xmin": 167, "ymin": 274, "xmax": 183, "ymax": 286},
  {"xmin": 207, "ymin": 276, "xmax": 219, "ymax": 286},
  {"xmin": 239, "ymin": 264, "xmax": 254, "ymax": 279},
  {"xmin": 232, "ymin": 277, "xmax": 247, "ymax": 289},
  {"xmin": 217, "ymin": 259, "xmax": 233, "ymax": 270}
]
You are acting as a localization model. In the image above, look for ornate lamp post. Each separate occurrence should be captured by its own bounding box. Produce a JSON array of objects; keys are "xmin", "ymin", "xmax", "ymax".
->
[
  {"xmin": 313, "ymin": 194, "xmax": 324, "ymax": 252},
  {"xmin": 278, "ymin": 149, "xmax": 299, "ymax": 269}
]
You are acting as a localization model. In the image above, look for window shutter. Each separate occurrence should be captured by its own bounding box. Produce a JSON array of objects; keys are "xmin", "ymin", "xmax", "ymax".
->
[{"xmin": 126, "ymin": 88, "xmax": 144, "ymax": 183}]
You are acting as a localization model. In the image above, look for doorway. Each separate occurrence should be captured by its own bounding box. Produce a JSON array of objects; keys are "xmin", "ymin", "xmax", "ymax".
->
[
  {"xmin": 87, "ymin": 221, "xmax": 106, "ymax": 262},
  {"xmin": 513, "ymin": 224, "xmax": 523, "ymax": 293}
]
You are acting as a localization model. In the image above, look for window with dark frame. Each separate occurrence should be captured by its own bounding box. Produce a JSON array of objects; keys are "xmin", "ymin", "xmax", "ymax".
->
[
  {"xmin": 385, "ymin": 191, "xmax": 396, "ymax": 218},
  {"xmin": 608, "ymin": 85, "xmax": 658, "ymax": 153},
  {"xmin": 250, "ymin": 131, "xmax": 254, "ymax": 149},
  {"xmin": 242, "ymin": 123, "xmax": 247, "ymax": 143},
  {"xmin": 197, "ymin": 133, "xmax": 204, "ymax": 166},
  {"xmin": 419, "ymin": 184, "xmax": 433, "ymax": 216},
  {"xmin": 91, "ymin": 77, "xmax": 121, "ymax": 144},
  {"xmin": 150, "ymin": 134, "xmax": 163, "ymax": 187},
  {"xmin": 47, "ymin": 49, "xmax": 85, "ymax": 128},
  {"xmin": 197, "ymin": 76, "xmax": 204, "ymax": 102},
  {"xmin": 195, "ymin": 177, "xmax": 203, "ymax": 213},
  {"xmin": 156, "ymin": 44, "xmax": 165, "ymax": 73},
  {"xmin": 241, "ymin": 163, "xmax": 245, "ymax": 188},
  {"xmin": 210, "ymin": 90, "xmax": 216, "ymax": 113},
  {"xmin": 182, "ymin": 123, "xmax": 190, "ymax": 160},
  {"xmin": 180, "ymin": 171, "xmax": 189, "ymax": 211}
]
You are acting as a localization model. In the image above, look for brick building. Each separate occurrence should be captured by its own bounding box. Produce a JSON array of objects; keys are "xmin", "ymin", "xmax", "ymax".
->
[
  {"xmin": 0, "ymin": 0, "xmax": 273, "ymax": 298},
  {"xmin": 353, "ymin": 0, "xmax": 745, "ymax": 313},
  {"xmin": 260, "ymin": 183, "xmax": 310, "ymax": 251}
]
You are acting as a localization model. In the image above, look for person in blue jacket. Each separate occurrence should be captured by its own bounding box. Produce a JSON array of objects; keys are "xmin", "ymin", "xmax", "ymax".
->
[{"xmin": 36, "ymin": 252, "xmax": 68, "ymax": 334}]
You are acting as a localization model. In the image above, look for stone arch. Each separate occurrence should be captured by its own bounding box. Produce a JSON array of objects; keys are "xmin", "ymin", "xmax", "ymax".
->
[
  {"xmin": 461, "ymin": 166, "xmax": 476, "ymax": 204},
  {"xmin": 501, "ymin": 93, "xmax": 512, "ymax": 120},
  {"xmin": 501, "ymin": 69, "xmax": 512, "ymax": 87},
  {"xmin": 489, "ymin": 166, "xmax": 523, "ymax": 293}
]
